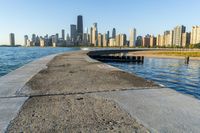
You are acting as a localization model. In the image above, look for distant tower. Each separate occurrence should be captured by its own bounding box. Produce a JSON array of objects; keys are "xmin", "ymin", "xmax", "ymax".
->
[
  {"xmin": 32, "ymin": 34, "xmax": 36, "ymax": 46},
  {"xmin": 130, "ymin": 28, "xmax": 137, "ymax": 47},
  {"xmin": 173, "ymin": 25, "xmax": 186, "ymax": 47},
  {"xmin": 70, "ymin": 24, "xmax": 77, "ymax": 43},
  {"xmin": 107, "ymin": 31, "xmax": 110, "ymax": 40},
  {"xmin": 9, "ymin": 33, "xmax": 15, "ymax": 46},
  {"xmin": 77, "ymin": 15, "xmax": 83, "ymax": 41},
  {"xmin": 92, "ymin": 23, "xmax": 98, "ymax": 46},
  {"xmin": 112, "ymin": 28, "xmax": 116, "ymax": 39},
  {"xmin": 62, "ymin": 29, "xmax": 65, "ymax": 40},
  {"xmin": 24, "ymin": 35, "xmax": 28, "ymax": 46}
]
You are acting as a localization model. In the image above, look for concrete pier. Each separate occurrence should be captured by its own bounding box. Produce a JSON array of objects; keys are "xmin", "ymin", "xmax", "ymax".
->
[{"xmin": 1, "ymin": 49, "xmax": 200, "ymax": 133}]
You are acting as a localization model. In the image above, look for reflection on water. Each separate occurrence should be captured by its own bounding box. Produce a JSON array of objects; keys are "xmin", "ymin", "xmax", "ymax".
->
[{"xmin": 108, "ymin": 58, "xmax": 200, "ymax": 99}]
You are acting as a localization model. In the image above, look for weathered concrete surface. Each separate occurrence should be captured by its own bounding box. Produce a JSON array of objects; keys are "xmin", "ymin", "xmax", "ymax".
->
[
  {"xmin": 6, "ymin": 95, "xmax": 148, "ymax": 133},
  {"xmin": 0, "ymin": 97, "xmax": 28, "ymax": 132},
  {"xmin": 0, "ymin": 54, "xmax": 59, "ymax": 132},
  {"xmin": 18, "ymin": 51, "xmax": 158, "ymax": 96},
  {"xmin": 6, "ymin": 51, "xmax": 154, "ymax": 132},
  {"xmin": 94, "ymin": 88, "xmax": 200, "ymax": 133},
  {"xmin": 0, "ymin": 54, "xmax": 58, "ymax": 97},
  {"xmin": 4, "ymin": 50, "xmax": 200, "ymax": 133}
]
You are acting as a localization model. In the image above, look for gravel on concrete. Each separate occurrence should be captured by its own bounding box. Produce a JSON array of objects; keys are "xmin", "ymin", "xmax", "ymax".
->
[
  {"xmin": 18, "ymin": 51, "xmax": 158, "ymax": 96},
  {"xmin": 6, "ymin": 95, "xmax": 148, "ymax": 133},
  {"xmin": 6, "ymin": 51, "xmax": 154, "ymax": 132}
]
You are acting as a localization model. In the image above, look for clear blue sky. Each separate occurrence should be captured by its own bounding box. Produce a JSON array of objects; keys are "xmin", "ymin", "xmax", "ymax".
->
[{"xmin": 0, "ymin": 0, "xmax": 200, "ymax": 44}]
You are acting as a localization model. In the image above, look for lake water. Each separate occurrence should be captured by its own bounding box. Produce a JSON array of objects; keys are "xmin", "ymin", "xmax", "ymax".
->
[
  {"xmin": 108, "ymin": 58, "xmax": 200, "ymax": 99},
  {"xmin": 0, "ymin": 47, "xmax": 79, "ymax": 77}
]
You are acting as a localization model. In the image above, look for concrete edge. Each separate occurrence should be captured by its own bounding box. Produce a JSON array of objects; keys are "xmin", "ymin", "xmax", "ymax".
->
[{"xmin": 0, "ymin": 53, "xmax": 63, "ymax": 132}]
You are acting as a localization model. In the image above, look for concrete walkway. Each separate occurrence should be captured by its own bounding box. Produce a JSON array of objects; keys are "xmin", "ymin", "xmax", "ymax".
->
[
  {"xmin": 1, "ymin": 50, "xmax": 200, "ymax": 132},
  {"xmin": 94, "ymin": 88, "xmax": 200, "ymax": 133},
  {"xmin": 0, "ymin": 54, "xmax": 58, "ymax": 132}
]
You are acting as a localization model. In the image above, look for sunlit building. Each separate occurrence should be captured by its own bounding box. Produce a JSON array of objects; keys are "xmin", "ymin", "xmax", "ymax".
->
[
  {"xmin": 173, "ymin": 25, "xmax": 186, "ymax": 47},
  {"xmin": 190, "ymin": 26, "xmax": 200, "ymax": 44},
  {"xmin": 182, "ymin": 32, "xmax": 191, "ymax": 47},
  {"xmin": 129, "ymin": 28, "xmax": 137, "ymax": 47}
]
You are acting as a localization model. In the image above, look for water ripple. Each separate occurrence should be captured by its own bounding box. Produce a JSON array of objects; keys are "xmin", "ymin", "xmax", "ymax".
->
[
  {"xmin": 108, "ymin": 58, "xmax": 200, "ymax": 100},
  {"xmin": 0, "ymin": 47, "xmax": 79, "ymax": 77}
]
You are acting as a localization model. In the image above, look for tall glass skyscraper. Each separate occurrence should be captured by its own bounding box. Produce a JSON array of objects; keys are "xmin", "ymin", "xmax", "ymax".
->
[
  {"xmin": 112, "ymin": 28, "xmax": 116, "ymax": 39},
  {"xmin": 77, "ymin": 15, "xmax": 83, "ymax": 41},
  {"xmin": 9, "ymin": 33, "xmax": 15, "ymax": 46}
]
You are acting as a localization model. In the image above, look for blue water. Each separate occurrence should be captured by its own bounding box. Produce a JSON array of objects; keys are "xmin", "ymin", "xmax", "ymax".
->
[
  {"xmin": 108, "ymin": 58, "xmax": 200, "ymax": 99},
  {"xmin": 0, "ymin": 47, "xmax": 79, "ymax": 77}
]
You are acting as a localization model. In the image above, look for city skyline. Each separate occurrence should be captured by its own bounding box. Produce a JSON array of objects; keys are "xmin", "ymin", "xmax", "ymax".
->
[{"xmin": 0, "ymin": 0, "xmax": 200, "ymax": 44}]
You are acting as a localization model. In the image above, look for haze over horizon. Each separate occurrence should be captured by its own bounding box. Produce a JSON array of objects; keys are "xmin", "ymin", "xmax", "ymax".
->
[{"xmin": 0, "ymin": 0, "xmax": 200, "ymax": 45}]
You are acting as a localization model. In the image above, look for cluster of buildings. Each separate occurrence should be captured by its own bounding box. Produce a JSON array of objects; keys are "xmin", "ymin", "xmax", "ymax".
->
[{"xmin": 8, "ymin": 15, "xmax": 200, "ymax": 48}]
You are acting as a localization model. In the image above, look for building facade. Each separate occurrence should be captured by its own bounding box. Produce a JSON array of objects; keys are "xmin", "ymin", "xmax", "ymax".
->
[
  {"xmin": 190, "ymin": 26, "xmax": 200, "ymax": 44},
  {"xmin": 9, "ymin": 33, "xmax": 15, "ymax": 46},
  {"xmin": 129, "ymin": 28, "xmax": 137, "ymax": 47},
  {"xmin": 173, "ymin": 25, "xmax": 186, "ymax": 47}
]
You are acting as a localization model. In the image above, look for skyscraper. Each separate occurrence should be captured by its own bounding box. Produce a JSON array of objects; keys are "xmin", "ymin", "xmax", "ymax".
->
[
  {"xmin": 62, "ymin": 29, "xmax": 65, "ymax": 40},
  {"xmin": 103, "ymin": 33, "xmax": 108, "ymax": 47},
  {"xmin": 182, "ymin": 32, "xmax": 191, "ymax": 47},
  {"xmin": 98, "ymin": 33, "xmax": 103, "ymax": 47},
  {"xmin": 70, "ymin": 24, "xmax": 77, "ymax": 43},
  {"xmin": 112, "ymin": 28, "xmax": 116, "ymax": 39},
  {"xmin": 142, "ymin": 34, "xmax": 151, "ymax": 47},
  {"xmin": 129, "ymin": 28, "xmax": 137, "ymax": 47},
  {"xmin": 24, "ymin": 35, "xmax": 28, "ymax": 46},
  {"xmin": 92, "ymin": 23, "xmax": 98, "ymax": 46},
  {"xmin": 77, "ymin": 15, "xmax": 83, "ymax": 41},
  {"xmin": 150, "ymin": 35, "xmax": 156, "ymax": 47},
  {"xmin": 32, "ymin": 34, "xmax": 36, "ymax": 46},
  {"xmin": 173, "ymin": 25, "xmax": 186, "ymax": 47},
  {"xmin": 190, "ymin": 26, "xmax": 200, "ymax": 44},
  {"xmin": 9, "ymin": 33, "xmax": 15, "ymax": 46},
  {"xmin": 120, "ymin": 34, "xmax": 126, "ymax": 46}
]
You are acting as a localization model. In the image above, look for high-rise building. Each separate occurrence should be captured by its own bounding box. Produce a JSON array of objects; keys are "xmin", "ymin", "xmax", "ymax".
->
[
  {"xmin": 173, "ymin": 25, "xmax": 186, "ymax": 47},
  {"xmin": 116, "ymin": 34, "xmax": 121, "ymax": 47},
  {"xmin": 24, "ymin": 35, "xmax": 28, "ymax": 46},
  {"xmin": 52, "ymin": 35, "xmax": 58, "ymax": 47},
  {"xmin": 40, "ymin": 37, "xmax": 45, "ymax": 47},
  {"xmin": 182, "ymin": 32, "xmax": 191, "ymax": 47},
  {"xmin": 92, "ymin": 23, "xmax": 98, "ymax": 46},
  {"xmin": 70, "ymin": 24, "xmax": 77, "ymax": 43},
  {"xmin": 190, "ymin": 26, "xmax": 200, "ymax": 44},
  {"xmin": 142, "ymin": 34, "xmax": 150, "ymax": 47},
  {"xmin": 9, "ymin": 33, "xmax": 15, "ymax": 46},
  {"xmin": 129, "ymin": 28, "xmax": 137, "ymax": 47},
  {"xmin": 109, "ymin": 38, "xmax": 116, "ymax": 47},
  {"xmin": 103, "ymin": 33, "xmax": 108, "ymax": 47},
  {"xmin": 32, "ymin": 34, "xmax": 36, "ymax": 46},
  {"xmin": 150, "ymin": 35, "xmax": 156, "ymax": 47},
  {"xmin": 136, "ymin": 36, "xmax": 142, "ymax": 47},
  {"xmin": 62, "ymin": 29, "xmax": 65, "ymax": 40},
  {"xmin": 98, "ymin": 33, "xmax": 103, "ymax": 47},
  {"xmin": 120, "ymin": 34, "xmax": 126, "ymax": 47},
  {"xmin": 112, "ymin": 28, "xmax": 116, "ymax": 39},
  {"xmin": 77, "ymin": 15, "xmax": 83, "ymax": 41}
]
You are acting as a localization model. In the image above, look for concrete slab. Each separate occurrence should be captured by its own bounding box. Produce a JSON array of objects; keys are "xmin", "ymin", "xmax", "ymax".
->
[
  {"xmin": 0, "ymin": 97, "xmax": 28, "ymax": 132},
  {"xmin": 0, "ymin": 54, "xmax": 59, "ymax": 132},
  {"xmin": 93, "ymin": 88, "xmax": 200, "ymax": 133},
  {"xmin": 0, "ymin": 54, "xmax": 58, "ymax": 97}
]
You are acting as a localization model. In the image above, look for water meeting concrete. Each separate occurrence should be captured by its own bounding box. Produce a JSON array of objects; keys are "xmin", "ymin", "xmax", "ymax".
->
[
  {"xmin": 1, "ymin": 49, "xmax": 200, "ymax": 132},
  {"xmin": 0, "ymin": 54, "xmax": 59, "ymax": 132}
]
